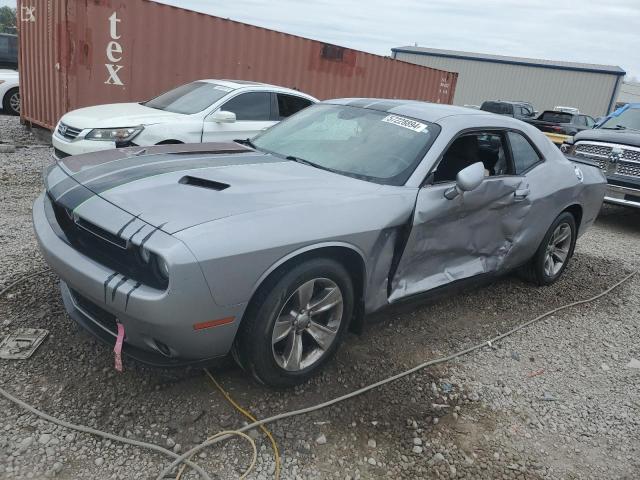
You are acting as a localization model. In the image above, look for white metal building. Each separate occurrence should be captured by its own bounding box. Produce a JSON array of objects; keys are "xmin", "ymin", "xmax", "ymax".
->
[{"xmin": 392, "ymin": 46, "xmax": 625, "ymax": 117}]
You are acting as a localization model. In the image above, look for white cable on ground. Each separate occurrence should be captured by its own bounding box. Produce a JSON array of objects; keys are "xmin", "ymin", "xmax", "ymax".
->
[
  {"xmin": 0, "ymin": 268, "xmax": 636, "ymax": 480},
  {"xmin": 155, "ymin": 270, "xmax": 637, "ymax": 480},
  {"xmin": 0, "ymin": 387, "xmax": 212, "ymax": 480}
]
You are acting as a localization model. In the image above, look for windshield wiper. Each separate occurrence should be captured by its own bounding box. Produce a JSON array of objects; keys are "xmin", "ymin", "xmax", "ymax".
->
[
  {"xmin": 234, "ymin": 138, "xmax": 258, "ymax": 149},
  {"xmin": 285, "ymin": 155, "xmax": 340, "ymax": 175},
  {"xmin": 601, "ymin": 124, "xmax": 627, "ymax": 130}
]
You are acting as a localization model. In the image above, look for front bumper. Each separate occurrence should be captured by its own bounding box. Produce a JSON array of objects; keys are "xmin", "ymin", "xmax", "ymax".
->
[
  {"xmin": 52, "ymin": 132, "xmax": 118, "ymax": 158},
  {"xmin": 603, "ymin": 182, "xmax": 640, "ymax": 208},
  {"xmin": 33, "ymin": 192, "xmax": 246, "ymax": 366}
]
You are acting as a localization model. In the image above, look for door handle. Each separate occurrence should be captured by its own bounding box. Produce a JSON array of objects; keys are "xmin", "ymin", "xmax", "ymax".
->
[{"xmin": 514, "ymin": 188, "xmax": 530, "ymax": 200}]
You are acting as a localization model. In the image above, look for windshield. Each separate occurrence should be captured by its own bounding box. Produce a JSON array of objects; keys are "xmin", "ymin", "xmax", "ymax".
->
[
  {"xmin": 599, "ymin": 107, "xmax": 640, "ymax": 130},
  {"xmin": 481, "ymin": 102, "xmax": 513, "ymax": 115},
  {"xmin": 252, "ymin": 104, "xmax": 440, "ymax": 185},
  {"xmin": 539, "ymin": 111, "xmax": 572, "ymax": 123},
  {"xmin": 143, "ymin": 82, "xmax": 233, "ymax": 114}
]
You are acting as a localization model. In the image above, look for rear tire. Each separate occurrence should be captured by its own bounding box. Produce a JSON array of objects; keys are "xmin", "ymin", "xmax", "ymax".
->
[
  {"xmin": 3, "ymin": 88, "xmax": 20, "ymax": 116},
  {"xmin": 234, "ymin": 258, "xmax": 354, "ymax": 387},
  {"xmin": 520, "ymin": 211, "xmax": 576, "ymax": 286}
]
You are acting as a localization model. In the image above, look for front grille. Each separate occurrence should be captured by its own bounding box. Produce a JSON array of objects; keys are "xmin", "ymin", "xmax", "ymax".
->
[
  {"xmin": 45, "ymin": 194, "xmax": 168, "ymax": 290},
  {"xmin": 616, "ymin": 161, "xmax": 640, "ymax": 177},
  {"xmin": 575, "ymin": 141, "xmax": 640, "ymax": 178},
  {"xmin": 70, "ymin": 288, "xmax": 117, "ymax": 334},
  {"xmin": 575, "ymin": 143, "xmax": 612, "ymax": 158},
  {"xmin": 623, "ymin": 149, "xmax": 640, "ymax": 163},
  {"xmin": 57, "ymin": 122, "xmax": 82, "ymax": 140}
]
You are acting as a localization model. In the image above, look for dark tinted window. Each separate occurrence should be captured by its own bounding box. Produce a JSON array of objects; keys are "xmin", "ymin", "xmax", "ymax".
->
[
  {"xmin": 0, "ymin": 36, "xmax": 8, "ymax": 55},
  {"xmin": 575, "ymin": 115, "xmax": 587, "ymax": 126},
  {"xmin": 144, "ymin": 82, "xmax": 232, "ymax": 114},
  {"xmin": 539, "ymin": 111, "xmax": 573, "ymax": 123},
  {"xmin": 277, "ymin": 94, "xmax": 313, "ymax": 119},
  {"xmin": 508, "ymin": 132, "xmax": 541, "ymax": 173},
  {"xmin": 222, "ymin": 92, "xmax": 271, "ymax": 121},
  {"xmin": 481, "ymin": 102, "xmax": 513, "ymax": 115}
]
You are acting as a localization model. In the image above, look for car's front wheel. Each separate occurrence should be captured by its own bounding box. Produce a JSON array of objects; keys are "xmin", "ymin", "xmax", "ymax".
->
[
  {"xmin": 234, "ymin": 257, "xmax": 354, "ymax": 387},
  {"xmin": 521, "ymin": 211, "xmax": 577, "ymax": 285},
  {"xmin": 3, "ymin": 88, "xmax": 20, "ymax": 116}
]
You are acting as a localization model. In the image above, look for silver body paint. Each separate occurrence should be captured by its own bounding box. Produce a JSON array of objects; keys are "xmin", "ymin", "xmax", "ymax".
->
[{"xmin": 33, "ymin": 100, "xmax": 606, "ymax": 365}]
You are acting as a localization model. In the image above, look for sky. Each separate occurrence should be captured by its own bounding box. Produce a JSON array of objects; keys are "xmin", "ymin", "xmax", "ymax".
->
[{"xmin": 2, "ymin": 0, "xmax": 638, "ymax": 78}]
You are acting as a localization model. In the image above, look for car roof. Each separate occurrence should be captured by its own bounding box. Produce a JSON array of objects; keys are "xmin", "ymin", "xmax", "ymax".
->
[
  {"xmin": 325, "ymin": 98, "xmax": 493, "ymax": 123},
  {"xmin": 197, "ymin": 79, "xmax": 316, "ymax": 99}
]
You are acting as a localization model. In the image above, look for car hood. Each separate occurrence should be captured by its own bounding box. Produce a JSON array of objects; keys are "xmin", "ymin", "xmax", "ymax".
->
[
  {"xmin": 59, "ymin": 102, "xmax": 185, "ymax": 129},
  {"xmin": 45, "ymin": 143, "xmax": 383, "ymax": 234},
  {"xmin": 573, "ymin": 128, "xmax": 640, "ymax": 147}
]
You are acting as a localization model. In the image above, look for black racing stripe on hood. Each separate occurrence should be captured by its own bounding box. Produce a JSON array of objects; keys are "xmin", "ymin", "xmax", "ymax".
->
[
  {"xmin": 50, "ymin": 151, "xmax": 268, "ymax": 200},
  {"xmin": 52, "ymin": 154, "xmax": 283, "ymax": 211}
]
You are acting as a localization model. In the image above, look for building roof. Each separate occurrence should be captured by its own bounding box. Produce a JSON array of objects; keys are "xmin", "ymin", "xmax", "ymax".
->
[{"xmin": 391, "ymin": 46, "xmax": 626, "ymax": 76}]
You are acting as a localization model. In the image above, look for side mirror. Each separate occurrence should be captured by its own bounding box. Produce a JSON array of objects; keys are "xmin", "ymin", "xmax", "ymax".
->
[
  {"xmin": 208, "ymin": 110, "xmax": 236, "ymax": 123},
  {"xmin": 444, "ymin": 162, "xmax": 485, "ymax": 200}
]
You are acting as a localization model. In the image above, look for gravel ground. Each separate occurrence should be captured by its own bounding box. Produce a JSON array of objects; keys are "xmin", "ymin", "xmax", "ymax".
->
[{"xmin": 1, "ymin": 114, "xmax": 639, "ymax": 480}]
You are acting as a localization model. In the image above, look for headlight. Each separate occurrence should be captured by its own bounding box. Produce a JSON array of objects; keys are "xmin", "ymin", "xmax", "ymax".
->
[
  {"xmin": 156, "ymin": 256, "xmax": 169, "ymax": 279},
  {"xmin": 85, "ymin": 126, "xmax": 143, "ymax": 142},
  {"xmin": 139, "ymin": 246, "xmax": 152, "ymax": 263}
]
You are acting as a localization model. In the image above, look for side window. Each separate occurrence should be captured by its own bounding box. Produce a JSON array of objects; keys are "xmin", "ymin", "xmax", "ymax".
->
[
  {"xmin": 575, "ymin": 115, "xmax": 587, "ymax": 126},
  {"xmin": 433, "ymin": 132, "xmax": 510, "ymax": 183},
  {"xmin": 507, "ymin": 131, "xmax": 542, "ymax": 174},
  {"xmin": 585, "ymin": 116, "xmax": 596, "ymax": 127},
  {"xmin": 276, "ymin": 94, "xmax": 313, "ymax": 119},
  {"xmin": 0, "ymin": 36, "xmax": 8, "ymax": 56},
  {"xmin": 221, "ymin": 92, "xmax": 271, "ymax": 121}
]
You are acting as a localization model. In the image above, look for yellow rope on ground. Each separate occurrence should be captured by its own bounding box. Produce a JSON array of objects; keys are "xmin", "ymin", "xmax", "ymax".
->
[
  {"xmin": 203, "ymin": 368, "xmax": 281, "ymax": 480},
  {"xmin": 174, "ymin": 430, "xmax": 257, "ymax": 480}
]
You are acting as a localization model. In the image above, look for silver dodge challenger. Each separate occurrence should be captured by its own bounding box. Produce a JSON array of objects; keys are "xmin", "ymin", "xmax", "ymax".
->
[{"xmin": 34, "ymin": 99, "xmax": 606, "ymax": 386}]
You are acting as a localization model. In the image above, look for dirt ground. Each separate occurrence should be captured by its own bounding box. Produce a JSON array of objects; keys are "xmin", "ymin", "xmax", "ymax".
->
[{"xmin": 1, "ymin": 114, "xmax": 639, "ymax": 480}]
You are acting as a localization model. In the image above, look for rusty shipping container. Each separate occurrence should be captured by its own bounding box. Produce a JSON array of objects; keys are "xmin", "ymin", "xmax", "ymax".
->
[{"xmin": 17, "ymin": 0, "xmax": 457, "ymax": 130}]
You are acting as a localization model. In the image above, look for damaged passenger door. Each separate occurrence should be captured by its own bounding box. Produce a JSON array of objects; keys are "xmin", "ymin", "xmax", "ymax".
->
[{"xmin": 389, "ymin": 130, "xmax": 533, "ymax": 302}]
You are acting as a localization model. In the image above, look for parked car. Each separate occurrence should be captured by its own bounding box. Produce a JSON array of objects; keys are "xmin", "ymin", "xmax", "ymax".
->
[
  {"xmin": 527, "ymin": 110, "xmax": 596, "ymax": 146},
  {"xmin": 0, "ymin": 33, "xmax": 18, "ymax": 70},
  {"xmin": 480, "ymin": 100, "xmax": 536, "ymax": 121},
  {"xmin": 34, "ymin": 100, "xmax": 606, "ymax": 386},
  {"xmin": 52, "ymin": 79, "xmax": 318, "ymax": 159},
  {"xmin": 0, "ymin": 69, "xmax": 19, "ymax": 115},
  {"xmin": 563, "ymin": 103, "xmax": 640, "ymax": 209}
]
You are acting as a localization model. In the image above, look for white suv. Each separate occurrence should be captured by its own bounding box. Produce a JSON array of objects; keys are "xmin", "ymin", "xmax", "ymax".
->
[{"xmin": 53, "ymin": 79, "xmax": 317, "ymax": 158}]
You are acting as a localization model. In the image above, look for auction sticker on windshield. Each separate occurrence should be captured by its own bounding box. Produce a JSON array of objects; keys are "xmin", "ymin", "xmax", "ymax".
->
[{"xmin": 381, "ymin": 115, "xmax": 429, "ymax": 133}]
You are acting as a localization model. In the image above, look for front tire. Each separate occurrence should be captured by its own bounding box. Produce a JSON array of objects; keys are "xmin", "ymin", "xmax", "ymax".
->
[
  {"xmin": 234, "ymin": 258, "xmax": 354, "ymax": 387},
  {"xmin": 3, "ymin": 88, "xmax": 20, "ymax": 116},
  {"xmin": 520, "ymin": 211, "xmax": 577, "ymax": 286}
]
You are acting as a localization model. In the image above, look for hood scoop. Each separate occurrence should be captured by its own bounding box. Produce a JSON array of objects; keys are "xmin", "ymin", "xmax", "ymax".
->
[{"xmin": 179, "ymin": 175, "xmax": 230, "ymax": 191}]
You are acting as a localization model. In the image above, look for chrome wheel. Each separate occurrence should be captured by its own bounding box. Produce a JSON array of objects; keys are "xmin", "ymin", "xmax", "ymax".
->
[
  {"xmin": 9, "ymin": 91, "xmax": 20, "ymax": 114},
  {"xmin": 544, "ymin": 222, "xmax": 572, "ymax": 278},
  {"xmin": 272, "ymin": 277, "xmax": 343, "ymax": 371}
]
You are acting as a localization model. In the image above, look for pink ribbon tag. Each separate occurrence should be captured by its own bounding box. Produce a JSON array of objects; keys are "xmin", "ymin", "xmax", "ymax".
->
[{"xmin": 114, "ymin": 322, "xmax": 125, "ymax": 372}]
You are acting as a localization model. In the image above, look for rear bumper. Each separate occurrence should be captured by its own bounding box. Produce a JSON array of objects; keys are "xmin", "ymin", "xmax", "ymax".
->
[
  {"xmin": 33, "ymin": 192, "xmax": 247, "ymax": 365},
  {"xmin": 603, "ymin": 183, "xmax": 640, "ymax": 208}
]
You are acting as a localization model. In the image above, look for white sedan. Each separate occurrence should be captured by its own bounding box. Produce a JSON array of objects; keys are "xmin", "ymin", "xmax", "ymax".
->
[
  {"xmin": 0, "ymin": 69, "xmax": 19, "ymax": 116},
  {"xmin": 52, "ymin": 79, "xmax": 317, "ymax": 158}
]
